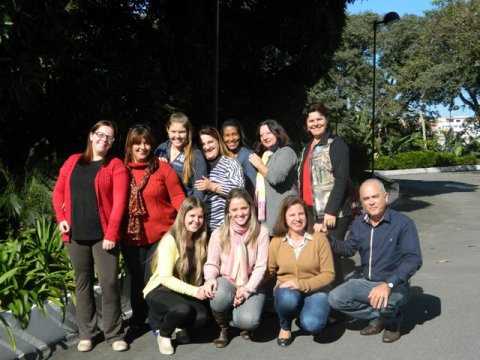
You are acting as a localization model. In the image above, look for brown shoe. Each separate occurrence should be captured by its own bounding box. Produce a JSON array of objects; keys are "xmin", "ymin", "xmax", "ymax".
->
[
  {"xmin": 382, "ymin": 322, "xmax": 401, "ymax": 343},
  {"xmin": 213, "ymin": 328, "xmax": 229, "ymax": 348},
  {"xmin": 360, "ymin": 319, "xmax": 383, "ymax": 336},
  {"xmin": 211, "ymin": 311, "xmax": 230, "ymax": 348},
  {"xmin": 239, "ymin": 330, "xmax": 251, "ymax": 340}
]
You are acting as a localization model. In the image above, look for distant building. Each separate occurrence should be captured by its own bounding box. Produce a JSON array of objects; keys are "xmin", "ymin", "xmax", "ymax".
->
[
  {"xmin": 433, "ymin": 116, "xmax": 469, "ymax": 133},
  {"xmin": 432, "ymin": 115, "xmax": 479, "ymax": 138}
]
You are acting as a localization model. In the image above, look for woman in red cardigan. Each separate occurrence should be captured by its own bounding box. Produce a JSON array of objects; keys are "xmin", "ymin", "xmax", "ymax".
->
[
  {"xmin": 52, "ymin": 120, "xmax": 129, "ymax": 353},
  {"xmin": 122, "ymin": 124, "xmax": 186, "ymax": 340}
]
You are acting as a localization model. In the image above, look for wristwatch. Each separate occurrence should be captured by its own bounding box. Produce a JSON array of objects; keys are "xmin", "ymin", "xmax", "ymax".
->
[{"xmin": 386, "ymin": 282, "xmax": 394, "ymax": 289}]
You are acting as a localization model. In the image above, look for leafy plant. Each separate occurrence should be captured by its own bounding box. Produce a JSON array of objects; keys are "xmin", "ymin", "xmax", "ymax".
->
[
  {"xmin": 0, "ymin": 157, "xmax": 55, "ymax": 240},
  {"xmin": 375, "ymin": 150, "xmax": 479, "ymax": 170},
  {"xmin": 0, "ymin": 216, "xmax": 75, "ymax": 349}
]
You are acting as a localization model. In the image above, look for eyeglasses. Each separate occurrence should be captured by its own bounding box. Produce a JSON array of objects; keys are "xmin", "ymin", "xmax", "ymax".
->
[{"xmin": 94, "ymin": 131, "xmax": 115, "ymax": 143}]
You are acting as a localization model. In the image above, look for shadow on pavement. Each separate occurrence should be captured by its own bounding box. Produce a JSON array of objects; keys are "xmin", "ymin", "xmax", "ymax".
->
[
  {"xmin": 402, "ymin": 286, "xmax": 441, "ymax": 335},
  {"xmin": 394, "ymin": 179, "xmax": 478, "ymax": 198},
  {"xmin": 389, "ymin": 178, "xmax": 478, "ymax": 213}
]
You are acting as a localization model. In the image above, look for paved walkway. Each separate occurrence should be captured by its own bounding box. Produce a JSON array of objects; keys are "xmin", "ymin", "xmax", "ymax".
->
[{"xmin": 45, "ymin": 171, "xmax": 480, "ymax": 360}]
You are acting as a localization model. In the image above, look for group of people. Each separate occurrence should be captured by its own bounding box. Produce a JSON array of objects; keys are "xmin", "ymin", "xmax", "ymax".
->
[{"xmin": 52, "ymin": 103, "xmax": 422, "ymax": 355}]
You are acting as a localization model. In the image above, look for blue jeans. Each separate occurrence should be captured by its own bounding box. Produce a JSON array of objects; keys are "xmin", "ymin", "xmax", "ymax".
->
[
  {"xmin": 210, "ymin": 277, "xmax": 266, "ymax": 331},
  {"xmin": 328, "ymin": 278, "xmax": 411, "ymax": 326},
  {"xmin": 274, "ymin": 287, "xmax": 330, "ymax": 334}
]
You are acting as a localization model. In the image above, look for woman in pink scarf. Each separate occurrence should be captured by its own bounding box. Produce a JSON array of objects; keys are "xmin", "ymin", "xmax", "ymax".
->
[{"xmin": 203, "ymin": 188, "xmax": 269, "ymax": 348}]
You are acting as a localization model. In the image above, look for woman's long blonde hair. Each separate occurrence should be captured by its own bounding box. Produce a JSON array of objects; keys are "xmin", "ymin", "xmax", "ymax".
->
[
  {"xmin": 166, "ymin": 113, "xmax": 195, "ymax": 185},
  {"xmin": 218, "ymin": 188, "xmax": 260, "ymax": 253},
  {"xmin": 151, "ymin": 196, "xmax": 207, "ymax": 285}
]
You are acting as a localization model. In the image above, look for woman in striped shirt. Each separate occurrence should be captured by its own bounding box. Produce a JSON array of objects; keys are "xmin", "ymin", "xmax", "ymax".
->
[{"xmin": 194, "ymin": 126, "xmax": 245, "ymax": 233}]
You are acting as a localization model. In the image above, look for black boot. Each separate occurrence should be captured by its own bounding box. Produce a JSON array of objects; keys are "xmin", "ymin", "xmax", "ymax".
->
[{"xmin": 211, "ymin": 311, "xmax": 229, "ymax": 348}]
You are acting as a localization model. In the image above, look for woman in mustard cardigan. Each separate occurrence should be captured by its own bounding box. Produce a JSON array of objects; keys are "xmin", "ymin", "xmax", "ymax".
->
[{"xmin": 268, "ymin": 195, "xmax": 335, "ymax": 347}]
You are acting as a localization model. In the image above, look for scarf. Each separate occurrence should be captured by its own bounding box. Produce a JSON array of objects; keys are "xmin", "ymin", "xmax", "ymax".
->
[
  {"xmin": 255, "ymin": 150, "xmax": 273, "ymax": 222},
  {"xmin": 127, "ymin": 166, "xmax": 151, "ymax": 241},
  {"xmin": 225, "ymin": 222, "xmax": 249, "ymax": 287}
]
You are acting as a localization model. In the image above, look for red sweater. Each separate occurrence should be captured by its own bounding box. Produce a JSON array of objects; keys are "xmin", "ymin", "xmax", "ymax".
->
[
  {"xmin": 124, "ymin": 161, "xmax": 186, "ymax": 246},
  {"xmin": 52, "ymin": 154, "xmax": 129, "ymax": 243}
]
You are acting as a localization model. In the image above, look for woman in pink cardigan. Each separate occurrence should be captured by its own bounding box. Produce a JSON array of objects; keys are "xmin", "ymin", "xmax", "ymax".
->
[
  {"xmin": 203, "ymin": 188, "xmax": 269, "ymax": 348},
  {"xmin": 52, "ymin": 120, "xmax": 129, "ymax": 353}
]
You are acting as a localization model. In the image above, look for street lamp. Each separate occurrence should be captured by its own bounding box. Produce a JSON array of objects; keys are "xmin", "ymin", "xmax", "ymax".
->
[{"xmin": 371, "ymin": 11, "xmax": 400, "ymax": 176}]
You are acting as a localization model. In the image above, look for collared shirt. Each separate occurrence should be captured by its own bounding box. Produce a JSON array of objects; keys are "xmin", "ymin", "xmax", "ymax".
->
[
  {"xmin": 328, "ymin": 207, "xmax": 422, "ymax": 286},
  {"xmin": 283, "ymin": 232, "xmax": 313, "ymax": 259}
]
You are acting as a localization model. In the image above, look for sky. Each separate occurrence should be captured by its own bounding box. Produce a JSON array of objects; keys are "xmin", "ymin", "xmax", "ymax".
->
[
  {"xmin": 347, "ymin": 0, "xmax": 437, "ymax": 17},
  {"xmin": 346, "ymin": 0, "xmax": 474, "ymax": 118}
]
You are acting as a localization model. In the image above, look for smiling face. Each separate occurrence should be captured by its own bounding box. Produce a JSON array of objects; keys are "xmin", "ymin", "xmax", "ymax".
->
[
  {"xmin": 131, "ymin": 137, "xmax": 151, "ymax": 163},
  {"xmin": 200, "ymin": 134, "xmax": 220, "ymax": 160},
  {"xmin": 228, "ymin": 197, "xmax": 251, "ymax": 227},
  {"xmin": 223, "ymin": 126, "xmax": 241, "ymax": 153},
  {"xmin": 89, "ymin": 125, "xmax": 114, "ymax": 159},
  {"xmin": 167, "ymin": 122, "xmax": 188, "ymax": 151},
  {"xmin": 285, "ymin": 203, "xmax": 307, "ymax": 236},
  {"xmin": 184, "ymin": 207, "xmax": 204, "ymax": 235},
  {"xmin": 259, "ymin": 124, "xmax": 277, "ymax": 150},
  {"xmin": 306, "ymin": 111, "xmax": 328, "ymax": 139}
]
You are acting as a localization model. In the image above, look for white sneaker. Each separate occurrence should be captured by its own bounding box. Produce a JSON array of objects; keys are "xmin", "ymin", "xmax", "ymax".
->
[
  {"xmin": 157, "ymin": 336, "xmax": 174, "ymax": 355},
  {"xmin": 112, "ymin": 340, "xmax": 129, "ymax": 352},
  {"xmin": 77, "ymin": 340, "xmax": 93, "ymax": 352}
]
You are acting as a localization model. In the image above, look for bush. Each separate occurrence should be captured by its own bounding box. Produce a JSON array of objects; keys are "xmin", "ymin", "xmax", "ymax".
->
[
  {"xmin": 375, "ymin": 151, "xmax": 479, "ymax": 170},
  {"xmin": 0, "ymin": 163, "xmax": 55, "ymax": 240},
  {"xmin": 394, "ymin": 151, "xmax": 438, "ymax": 169},
  {"xmin": 454, "ymin": 154, "xmax": 478, "ymax": 166},
  {"xmin": 0, "ymin": 216, "xmax": 75, "ymax": 349},
  {"xmin": 374, "ymin": 156, "xmax": 399, "ymax": 170}
]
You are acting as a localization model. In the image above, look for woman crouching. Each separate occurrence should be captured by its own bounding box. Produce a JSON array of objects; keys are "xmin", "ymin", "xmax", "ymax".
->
[
  {"xmin": 268, "ymin": 195, "xmax": 334, "ymax": 347},
  {"xmin": 203, "ymin": 188, "xmax": 269, "ymax": 347},
  {"xmin": 143, "ymin": 196, "xmax": 209, "ymax": 355}
]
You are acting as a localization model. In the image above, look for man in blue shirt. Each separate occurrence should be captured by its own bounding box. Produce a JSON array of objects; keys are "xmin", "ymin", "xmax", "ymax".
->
[{"xmin": 327, "ymin": 178, "xmax": 422, "ymax": 343}]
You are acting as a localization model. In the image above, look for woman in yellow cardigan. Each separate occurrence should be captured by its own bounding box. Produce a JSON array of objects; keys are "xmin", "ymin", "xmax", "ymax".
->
[
  {"xmin": 143, "ymin": 196, "xmax": 209, "ymax": 355},
  {"xmin": 268, "ymin": 195, "xmax": 335, "ymax": 347}
]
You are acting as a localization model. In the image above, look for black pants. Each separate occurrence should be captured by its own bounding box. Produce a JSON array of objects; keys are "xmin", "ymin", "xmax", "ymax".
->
[
  {"xmin": 307, "ymin": 206, "xmax": 351, "ymax": 287},
  {"xmin": 145, "ymin": 286, "xmax": 209, "ymax": 338},
  {"xmin": 122, "ymin": 242, "xmax": 158, "ymax": 327}
]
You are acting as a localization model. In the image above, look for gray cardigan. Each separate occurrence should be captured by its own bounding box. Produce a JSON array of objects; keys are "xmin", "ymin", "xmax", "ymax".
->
[{"xmin": 263, "ymin": 146, "xmax": 298, "ymax": 234}]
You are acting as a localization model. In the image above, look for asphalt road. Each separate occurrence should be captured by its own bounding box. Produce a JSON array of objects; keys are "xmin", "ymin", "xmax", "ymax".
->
[{"xmin": 44, "ymin": 171, "xmax": 480, "ymax": 360}]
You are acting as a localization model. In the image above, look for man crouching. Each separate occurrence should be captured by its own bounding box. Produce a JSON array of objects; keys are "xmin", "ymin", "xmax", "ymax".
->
[{"xmin": 326, "ymin": 178, "xmax": 422, "ymax": 343}]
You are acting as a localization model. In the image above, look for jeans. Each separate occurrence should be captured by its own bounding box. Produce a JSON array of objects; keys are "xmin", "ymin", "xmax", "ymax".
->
[
  {"xmin": 210, "ymin": 277, "xmax": 266, "ymax": 331},
  {"xmin": 145, "ymin": 286, "xmax": 208, "ymax": 338},
  {"xmin": 328, "ymin": 278, "xmax": 411, "ymax": 326},
  {"xmin": 274, "ymin": 287, "xmax": 330, "ymax": 334}
]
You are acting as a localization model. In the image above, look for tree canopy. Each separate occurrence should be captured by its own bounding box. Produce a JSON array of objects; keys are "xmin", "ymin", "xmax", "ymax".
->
[
  {"xmin": 307, "ymin": 0, "xmax": 480, "ymax": 171},
  {"xmin": 0, "ymin": 0, "xmax": 352, "ymax": 169}
]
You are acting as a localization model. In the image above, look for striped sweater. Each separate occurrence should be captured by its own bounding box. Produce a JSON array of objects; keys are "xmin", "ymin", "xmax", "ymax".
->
[{"xmin": 206, "ymin": 156, "xmax": 245, "ymax": 232}]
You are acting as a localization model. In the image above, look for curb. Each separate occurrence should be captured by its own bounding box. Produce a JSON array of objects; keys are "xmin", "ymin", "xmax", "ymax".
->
[{"xmin": 374, "ymin": 164, "xmax": 480, "ymax": 176}]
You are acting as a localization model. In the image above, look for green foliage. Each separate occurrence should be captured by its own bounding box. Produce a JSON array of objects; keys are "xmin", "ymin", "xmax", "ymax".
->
[
  {"xmin": 375, "ymin": 156, "xmax": 399, "ymax": 170},
  {"xmin": 0, "ymin": 216, "xmax": 75, "ymax": 349},
  {"xmin": 0, "ymin": 159, "xmax": 55, "ymax": 239},
  {"xmin": 376, "ymin": 150, "xmax": 479, "ymax": 170},
  {"xmin": 1, "ymin": 0, "xmax": 352, "ymax": 170},
  {"xmin": 378, "ymin": 133, "xmax": 422, "ymax": 156},
  {"xmin": 308, "ymin": 5, "xmax": 480, "ymax": 170},
  {"xmin": 399, "ymin": 0, "xmax": 480, "ymax": 120}
]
